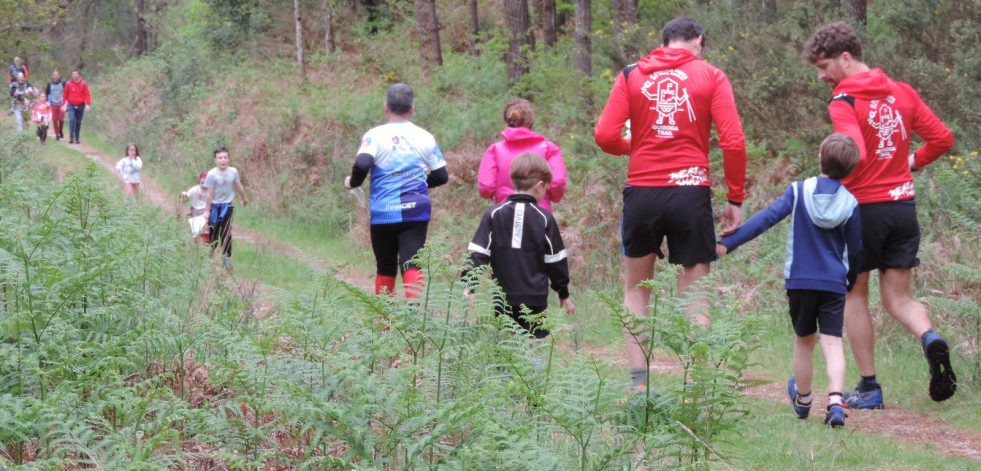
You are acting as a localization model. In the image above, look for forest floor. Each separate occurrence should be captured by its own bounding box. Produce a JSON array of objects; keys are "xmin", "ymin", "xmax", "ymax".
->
[{"xmin": 69, "ymin": 137, "xmax": 981, "ymax": 463}]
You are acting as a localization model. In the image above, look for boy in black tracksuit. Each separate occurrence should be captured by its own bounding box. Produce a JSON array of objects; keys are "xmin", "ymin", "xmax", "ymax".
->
[{"xmin": 465, "ymin": 153, "xmax": 575, "ymax": 338}]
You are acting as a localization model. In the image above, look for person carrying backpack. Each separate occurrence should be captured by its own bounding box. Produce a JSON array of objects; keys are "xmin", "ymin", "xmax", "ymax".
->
[{"xmin": 63, "ymin": 69, "xmax": 91, "ymax": 144}]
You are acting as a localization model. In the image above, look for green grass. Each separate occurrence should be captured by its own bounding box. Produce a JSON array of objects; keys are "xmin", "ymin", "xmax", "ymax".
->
[
  {"xmin": 227, "ymin": 240, "xmax": 316, "ymax": 293},
  {"xmin": 719, "ymin": 396, "xmax": 979, "ymax": 470},
  {"xmin": 232, "ymin": 209, "xmax": 374, "ymax": 274}
]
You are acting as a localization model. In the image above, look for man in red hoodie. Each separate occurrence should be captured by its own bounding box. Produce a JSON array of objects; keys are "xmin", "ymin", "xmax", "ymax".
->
[
  {"xmin": 63, "ymin": 69, "xmax": 92, "ymax": 144},
  {"xmin": 804, "ymin": 22, "xmax": 956, "ymax": 408},
  {"xmin": 594, "ymin": 16, "xmax": 747, "ymax": 395}
]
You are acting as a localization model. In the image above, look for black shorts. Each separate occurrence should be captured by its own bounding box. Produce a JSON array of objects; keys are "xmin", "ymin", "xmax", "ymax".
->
[
  {"xmin": 787, "ymin": 289, "xmax": 844, "ymax": 337},
  {"xmin": 369, "ymin": 220, "xmax": 428, "ymax": 277},
  {"xmin": 496, "ymin": 303, "xmax": 549, "ymax": 339},
  {"xmin": 858, "ymin": 201, "xmax": 920, "ymax": 273},
  {"xmin": 621, "ymin": 186, "xmax": 716, "ymax": 266}
]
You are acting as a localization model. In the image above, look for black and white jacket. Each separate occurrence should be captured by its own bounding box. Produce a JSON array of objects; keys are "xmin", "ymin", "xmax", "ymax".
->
[{"xmin": 465, "ymin": 193, "xmax": 570, "ymax": 307}]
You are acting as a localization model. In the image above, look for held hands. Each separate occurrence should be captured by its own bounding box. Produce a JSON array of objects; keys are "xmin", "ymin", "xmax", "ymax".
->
[
  {"xmin": 344, "ymin": 176, "xmax": 353, "ymax": 190},
  {"xmin": 718, "ymin": 203, "xmax": 742, "ymax": 237},
  {"xmin": 715, "ymin": 243, "xmax": 728, "ymax": 257},
  {"xmin": 560, "ymin": 297, "xmax": 575, "ymax": 315}
]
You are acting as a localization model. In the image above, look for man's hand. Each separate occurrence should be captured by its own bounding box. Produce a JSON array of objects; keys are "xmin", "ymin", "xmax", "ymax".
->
[
  {"xmin": 85, "ymin": 105, "xmax": 91, "ymax": 111},
  {"xmin": 560, "ymin": 297, "xmax": 575, "ymax": 315},
  {"xmin": 344, "ymin": 176, "xmax": 353, "ymax": 190},
  {"xmin": 908, "ymin": 153, "xmax": 920, "ymax": 172},
  {"xmin": 719, "ymin": 203, "xmax": 742, "ymax": 237}
]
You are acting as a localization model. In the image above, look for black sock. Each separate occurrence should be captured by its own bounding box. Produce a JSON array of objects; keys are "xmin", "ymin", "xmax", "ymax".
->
[
  {"xmin": 858, "ymin": 375, "xmax": 878, "ymax": 392},
  {"xmin": 629, "ymin": 367, "xmax": 648, "ymax": 388}
]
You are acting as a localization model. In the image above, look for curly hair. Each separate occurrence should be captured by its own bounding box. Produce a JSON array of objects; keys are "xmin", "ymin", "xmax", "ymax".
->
[
  {"xmin": 803, "ymin": 21, "xmax": 863, "ymax": 63},
  {"xmin": 503, "ymin": 98, "xmax": 535, "ymax": 129}
]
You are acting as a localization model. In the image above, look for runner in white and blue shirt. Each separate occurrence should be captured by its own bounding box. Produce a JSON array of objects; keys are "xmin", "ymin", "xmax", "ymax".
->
[
  {"xmin": 345, "ymin": 84, "xmax": 449, "ymax": 298},
  {"xmin": 356, "ymin": 120, "xmax": 446, "ymax": 224}
]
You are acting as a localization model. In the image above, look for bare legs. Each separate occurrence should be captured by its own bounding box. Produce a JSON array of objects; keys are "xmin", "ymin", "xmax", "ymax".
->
[
  {"xmin": 792, "ymin": 333, "xmax": 845, "ymax": 396},
  {"xmin": 622, "ymin": 255, "xmax": 711, "ymax": 371},
  {"xmin": 845, "ymin": 269, "xmax": 933, "ymax": 378}
]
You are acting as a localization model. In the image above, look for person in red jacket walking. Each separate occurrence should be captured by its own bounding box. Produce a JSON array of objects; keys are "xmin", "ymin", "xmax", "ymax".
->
[
  {"xmin": 478, "ymin": 98, "xmax": 567, "ymax": 211},
  {"xmin": 63, "ymin": 69, "xmax": 91, "ymax": 144},
  {"xmin": 594, "ymin": 16, "xmax": 747, "ymax": 396},
  {"xmin": 804, "ymin": 22, "xmax": 956, "ymax": 408}
]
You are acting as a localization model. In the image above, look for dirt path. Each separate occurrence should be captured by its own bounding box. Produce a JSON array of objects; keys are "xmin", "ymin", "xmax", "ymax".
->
[
  {"xmin": 577, "ymin": 344, "xmax": 981, "ymax": 462},
  {"xmin": 72, "ymin": 141, "xmax": 374, "ymax": 292},
  {"xmin": 68, "ymin": 141, "xmax": 980, "ymax": 463}
]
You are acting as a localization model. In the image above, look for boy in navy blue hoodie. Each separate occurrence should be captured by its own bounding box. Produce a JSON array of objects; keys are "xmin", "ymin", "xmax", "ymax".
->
[{"xmin": 717, "ymin": 133, "xmax": 862, "ymax": 428}]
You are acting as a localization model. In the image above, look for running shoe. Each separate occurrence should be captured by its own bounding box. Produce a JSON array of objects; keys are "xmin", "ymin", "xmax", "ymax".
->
[
  {"xmin": 787, "ymin": 376, "xmax": 810, "ymax": 419},
  {"xmin": 223, "ymin": 257, "xmax": 233, "ymax": 271},
  {"xmin": 842, "ymin": 383, "xmax": 884, "ymax": 409},
  {"xmin": 824, "ymin": 405, "xmax": 847, "ymax": 428},
  {"xmin": 922, "ymin": 331, "xmax": 957, "ymax": 402}
]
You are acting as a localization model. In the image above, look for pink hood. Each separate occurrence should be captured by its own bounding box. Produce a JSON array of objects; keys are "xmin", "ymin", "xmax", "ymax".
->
[{"xmin": 477, "ymin": 127, "xmax": 567, "ymax": 210}]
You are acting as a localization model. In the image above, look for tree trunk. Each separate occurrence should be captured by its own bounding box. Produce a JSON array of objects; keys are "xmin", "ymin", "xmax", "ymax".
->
[
  {"xmin": 845, "ymin": 0, "xmax": 867, "ymax": 25},
  {"xmin": 574, "ymin": 0, "xmax": 591, "ymax": 77},
  {"xmin": 542, "ymin": 0, "xmax": 556, "ymax": 47},
  {"xmin": 427, "ymin": 0, "xmax": 442, "ymax": 66},
  {"xmin": 469, "ymin": 0, "xmax": 479, "ymax": 56},
  {"xmin": 761, "ymin": 0, "xmax": 777, "ymax": 23},
  {"xmin": 135, "ymin": 0, "xmax": 147, "ymax": 55},
  {"xmin": 295, "ymin": 0, "xmax": 305, "ymax": 79},
  {"xmin": 415, "ymin": 0, "xmax": 430, "ymax": 59},
  {"xmin": 612, "ymin": 0, "xmax": 637, "ymax": 62},
  {"xmin": 324, "ymin": 0, "xmax": 336, "ymax": 55},
  {"xmin": 506, "ymin": 0, "xmax": 534, "ymax": 85}
]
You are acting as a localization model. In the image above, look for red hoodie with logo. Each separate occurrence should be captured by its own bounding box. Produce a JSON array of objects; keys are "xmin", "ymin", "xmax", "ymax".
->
[
  {"xmin": 828, "ymin": 68, "xmax": 953, "ymax": 204},
  {"xmin": 594, "ymin": 47, "xmax": 747, "ymax": 203}
]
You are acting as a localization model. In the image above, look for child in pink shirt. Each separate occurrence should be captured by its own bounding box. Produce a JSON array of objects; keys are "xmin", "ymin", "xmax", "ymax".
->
[
  {"xmin": 32, "ymin": 93, "xmax": 52, "ymax": 146},
  {"xmin": 478, "ymin": 98, "xmax": 567, "ymax": 211}
]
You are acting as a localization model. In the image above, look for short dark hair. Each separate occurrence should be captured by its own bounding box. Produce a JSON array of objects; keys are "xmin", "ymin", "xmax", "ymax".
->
[
  {"xmin": 386, "ymin": 83, "xmax": 414, "ymax": 115},
  {"xmin": 662, "ymin": 17, "xmax": 705, "ymax": 46},
  {"xmin": 803, "ymin": 22, "xmax": 863, "ymax": 63},
  {"xmin": 819, "ymin": 133, "xmax": 860, "ymax": 180},
  {"xmin": 510, "ymin": 153, "xmax": 552, "ymax": 192},
  {"xmin": 214, "ymin": 145, "xmax": 229, "ymax": 158}
]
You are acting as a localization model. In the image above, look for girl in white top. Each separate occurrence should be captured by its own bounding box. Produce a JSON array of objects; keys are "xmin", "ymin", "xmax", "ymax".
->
[{"xmin": 115, "ymin": 142, "xmax": 143, "ymax": 197}]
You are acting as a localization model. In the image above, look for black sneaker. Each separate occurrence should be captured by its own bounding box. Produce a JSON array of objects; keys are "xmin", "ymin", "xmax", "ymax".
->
[{"xmin": 922, "ymin": 331, "xmax": 957, "ymax": 401}]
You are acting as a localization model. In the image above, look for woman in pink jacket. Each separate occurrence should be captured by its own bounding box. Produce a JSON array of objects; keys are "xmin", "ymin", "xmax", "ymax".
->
[{"xmin": 478, "ymin": 99, "xmax": 567, "ymax": 210}]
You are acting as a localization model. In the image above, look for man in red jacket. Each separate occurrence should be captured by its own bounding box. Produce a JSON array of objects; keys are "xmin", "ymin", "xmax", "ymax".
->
[
  {"xmin": 804, "ymin": 22, "xmax": 956, "ymax": 408},
  {"xmin": 594, "ymin": 16, "xmax": 747, "ymax": 395},
  {"xmin": 63, "ymin": 69, "xmax": 92, "ymax": 144}
]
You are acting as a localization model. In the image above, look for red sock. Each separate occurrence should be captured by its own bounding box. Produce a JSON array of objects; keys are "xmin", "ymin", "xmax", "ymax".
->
[
  {"xmin": 375, "ymin": 275, "xmax": 396, "ymax": 296},
  {"xmin": 402, "ymin": 269, "xmax": 424, "ymax": 299}
]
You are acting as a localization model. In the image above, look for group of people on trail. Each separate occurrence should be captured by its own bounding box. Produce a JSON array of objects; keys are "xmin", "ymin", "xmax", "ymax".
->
[
  {"xmin": 7, "ymin": 60, "xmax": 90, "ymax": 144},
  {"xmin": 344, "ymin": 17, "xmax": 957, "ymax": 430}
]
